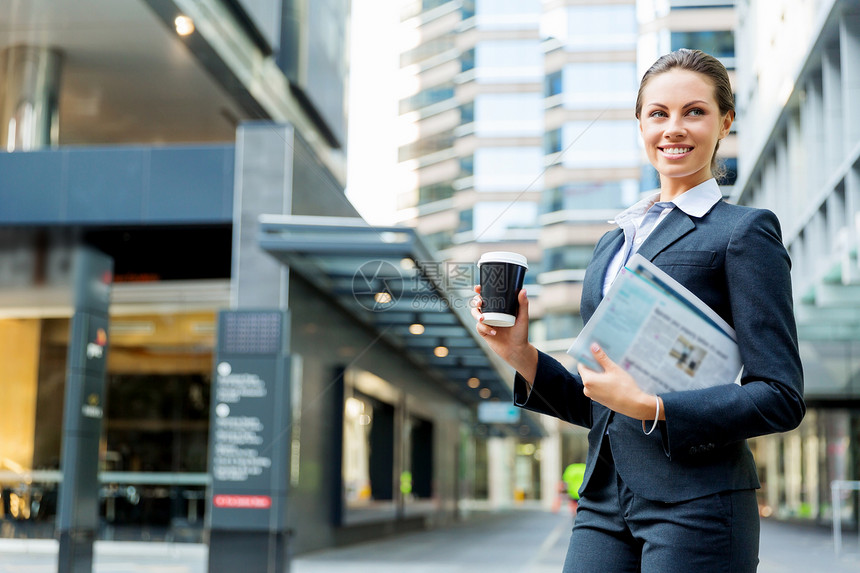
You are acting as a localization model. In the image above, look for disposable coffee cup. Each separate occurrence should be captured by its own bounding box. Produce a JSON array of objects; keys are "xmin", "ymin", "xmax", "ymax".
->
[{"xmin": 477, "ymin": 251, "xmax": 528, "ymax": 327}]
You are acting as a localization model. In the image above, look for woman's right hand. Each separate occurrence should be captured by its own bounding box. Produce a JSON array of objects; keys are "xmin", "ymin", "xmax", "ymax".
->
[{"xmin": 471, "ymin": 286, "xmax": 538, "ymax": 383}]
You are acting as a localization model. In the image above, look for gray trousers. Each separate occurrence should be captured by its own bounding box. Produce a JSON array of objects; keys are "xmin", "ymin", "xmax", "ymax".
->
[{"xmin": 563, "ymin": 438, "xmax": 760, "ymax": 573}]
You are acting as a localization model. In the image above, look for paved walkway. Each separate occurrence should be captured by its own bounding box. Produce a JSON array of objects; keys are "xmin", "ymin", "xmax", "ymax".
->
[{"xmin": 0, "ymin": 510, "xmax": 857, "ymax": 572}]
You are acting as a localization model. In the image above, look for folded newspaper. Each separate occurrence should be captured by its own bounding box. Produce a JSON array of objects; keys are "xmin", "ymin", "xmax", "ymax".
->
[{"xmin": 567, "ymin": 254, "xmax": 742, "ymax": 394}]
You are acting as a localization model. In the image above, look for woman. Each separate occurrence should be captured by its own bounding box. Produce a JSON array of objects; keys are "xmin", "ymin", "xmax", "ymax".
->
[{"xmin": 472, "ymin": 49, "xmax": 805, "ymax": 572}]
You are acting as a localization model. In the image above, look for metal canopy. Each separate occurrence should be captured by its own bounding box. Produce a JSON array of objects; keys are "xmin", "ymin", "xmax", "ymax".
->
[{"xmin": 258, "ymin": 214, "xmax": 544, "ymax": 438}]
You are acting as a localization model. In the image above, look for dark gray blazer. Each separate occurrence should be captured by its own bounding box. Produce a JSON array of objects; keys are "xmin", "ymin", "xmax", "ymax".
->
[{"xmin": 514, "ymin": 200, "xmax": 805, "ymax": 503}]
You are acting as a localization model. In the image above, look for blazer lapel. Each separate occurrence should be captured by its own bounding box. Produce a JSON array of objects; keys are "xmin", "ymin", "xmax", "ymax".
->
[
  {"xmin": 581, "ymin": 229, "xmax": 624, "ymax": 322},
  {"xmin": 635, "ymin": 207, "xmax": 696, "ymax": 262}
]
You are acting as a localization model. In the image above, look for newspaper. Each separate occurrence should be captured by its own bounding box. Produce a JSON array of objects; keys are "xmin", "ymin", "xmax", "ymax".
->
[{"xmin": 567, "ymin": 254, "xmax": 742, "ymax": 394}]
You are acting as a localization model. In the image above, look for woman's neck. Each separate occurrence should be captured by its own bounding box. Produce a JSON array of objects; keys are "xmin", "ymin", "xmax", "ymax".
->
[{"xmin": 659, "ymin": 174, "xmax": 713, "ymax": 202}]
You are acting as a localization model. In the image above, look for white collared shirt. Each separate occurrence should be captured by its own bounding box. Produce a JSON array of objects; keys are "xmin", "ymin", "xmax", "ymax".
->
[{"xmin": 601, "ymin": 178, "xmax": 723, "ymax": 296}]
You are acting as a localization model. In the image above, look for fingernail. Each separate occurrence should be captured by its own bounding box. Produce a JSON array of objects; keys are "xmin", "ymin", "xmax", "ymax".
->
[
  {"xmin": 490, "ymin": 329, "xmax": 497, "ymax": 336},
  {"xmin": 591, "ymin": 342, "xmax": 600, "ymax": 353}
]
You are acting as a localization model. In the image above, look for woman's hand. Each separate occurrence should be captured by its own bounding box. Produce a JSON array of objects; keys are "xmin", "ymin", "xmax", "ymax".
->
[
  {"xmin": 471, "ymin": 286, "xmax": 538, "ymax": 383},
  {"xmin": 577, "ymin": 343, "xmax": 665, "ymax": 421}
]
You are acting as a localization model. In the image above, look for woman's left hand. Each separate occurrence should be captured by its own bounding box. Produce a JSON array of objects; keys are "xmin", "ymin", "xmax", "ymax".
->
[{"xmin": 577, "ymin": 343, "xmax": 661, "ymax": 421}]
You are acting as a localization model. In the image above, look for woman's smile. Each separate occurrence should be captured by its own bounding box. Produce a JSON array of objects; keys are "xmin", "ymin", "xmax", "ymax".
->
[{"xmin": 659, "ymin": 146, "xmax": 694, "ymax": 158}]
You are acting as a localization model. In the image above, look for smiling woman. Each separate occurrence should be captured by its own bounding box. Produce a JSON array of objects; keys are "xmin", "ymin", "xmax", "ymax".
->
[
  {"xmin": 636, "ymin": 59, "xmax": 735, "ymax": 200},
  {"xmin": 471, "ymin": 49, "xmax": 804, "ymax": 573}
]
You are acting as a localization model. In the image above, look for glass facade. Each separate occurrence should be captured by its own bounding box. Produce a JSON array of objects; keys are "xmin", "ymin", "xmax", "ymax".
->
[
  {"xmin": 340, "ymin": 369, "xmax": 440, "ymax": 525},
  {"xmin": 670, "ymin": 30, "xmax": 735, "ymax": 59},
  {"xmin": 542, "ymin": 180, "xmax": 639, "ymax": 213},
  {"xmin": 0, "ymin": 310, "xmax": 216, "ymax": 542},
  {"xmin": 559, "ymin": 121, "xmax": 640, "ymax": 169},
  {"xmin": 751, "ymin": 408, "xmax": 860, "ymax": 525}
]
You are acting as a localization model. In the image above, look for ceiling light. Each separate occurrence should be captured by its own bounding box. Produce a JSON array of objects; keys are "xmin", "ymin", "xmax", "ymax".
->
[
  {"xmin": 479, "ymin": 388, "xmax": 491, "ymax": 399},
  {"xmin": 433, "ymin": 346, "xmax": 449, "ymax": 358},
  {"xmin": 374, "ymin": 292, "xmax": 392, "ymax": 304},
  {"xmin": 467, "ymin": 377, "xmax": 480, "ymax": 388},
  {"xmin": 409, "ymin": 323, "xmax": 424, "ymax": 335},
  {"xmin": 175, "ymin": 15, "xmax": 195, "ymax": 36}
]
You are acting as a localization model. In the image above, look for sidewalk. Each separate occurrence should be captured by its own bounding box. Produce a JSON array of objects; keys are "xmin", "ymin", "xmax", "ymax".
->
[{"xmin": 0, "ymin": 511, "xmax": 857, "ymax": 572}]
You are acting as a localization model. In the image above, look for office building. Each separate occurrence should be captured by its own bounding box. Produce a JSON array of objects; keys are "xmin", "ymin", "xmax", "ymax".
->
[
  {"xmin": 0, "ymin": 0, "xmax": 534, "ymax": 557},
  {"xmin": 734, "ymin": 0, "xmax": 860, "ymax": 524},
  {"xmin": 637, "ymin": 0, "xmax": 739, "ymax": 194}
]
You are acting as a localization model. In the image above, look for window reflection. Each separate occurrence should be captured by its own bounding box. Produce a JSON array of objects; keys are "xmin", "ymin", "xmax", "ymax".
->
[
  {"xmin": 340, "ymin": 369, "xmax": 439, "ymax": 524},
  {"xmin": 342, "ymin": 386, "xmax": 396, "ymax": 524}
]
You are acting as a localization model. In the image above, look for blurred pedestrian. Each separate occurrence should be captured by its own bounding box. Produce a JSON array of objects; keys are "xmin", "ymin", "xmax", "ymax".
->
[
  {"xmin": 562, "ymin": 463, "xmax": 586, "ymax": 515},
  {"xmin": 473, "ymin": 49, "xmax": 805, "ymax": 572}
]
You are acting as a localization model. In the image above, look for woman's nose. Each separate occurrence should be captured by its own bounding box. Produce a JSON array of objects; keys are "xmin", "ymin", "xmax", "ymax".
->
[{"xmin": 664, "ymin": 118, "xmax": 686, "ymax": 138}]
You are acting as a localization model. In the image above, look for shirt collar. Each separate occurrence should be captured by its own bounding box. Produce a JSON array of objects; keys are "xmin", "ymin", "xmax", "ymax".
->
[
  {"xmin": 610, "ymin": 178, "xmax": 722, "ymax": 225},
  {"xmin": 672, "ymin": 178, "xmax": 722, "ymax": 217}
]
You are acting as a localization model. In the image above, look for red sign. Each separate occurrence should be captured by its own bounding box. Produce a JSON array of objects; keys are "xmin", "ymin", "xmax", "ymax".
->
[{"xmin": 213, "ymin": 495, "xmax": 272, "ymax": 509}]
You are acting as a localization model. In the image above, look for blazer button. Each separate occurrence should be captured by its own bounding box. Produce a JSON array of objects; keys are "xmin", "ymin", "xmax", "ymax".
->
[{"xmin": 689, "ymin": 446, "xmax": 698, "ymax": 455}]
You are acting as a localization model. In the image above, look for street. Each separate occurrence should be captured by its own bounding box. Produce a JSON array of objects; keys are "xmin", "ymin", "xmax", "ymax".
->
[{"xmin": 1, "ymin": 508, "xmax": 858, "ymax": 572}]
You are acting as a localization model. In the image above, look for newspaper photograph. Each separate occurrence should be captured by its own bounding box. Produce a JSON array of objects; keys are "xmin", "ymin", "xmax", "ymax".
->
[{"xmin": 567, "ymin": 254, "xmax": 742, "ymax": 395}]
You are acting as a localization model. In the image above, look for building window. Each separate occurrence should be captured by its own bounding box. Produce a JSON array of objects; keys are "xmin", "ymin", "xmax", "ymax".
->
[
  {"xmin": 399, "ymin": 132, "xmax": 455, "ymax": 162},
  {"xmin": 399, "ymin": 84, "xmax": 455, "ymax": 114},
  {"xmin": 400, "ymin": 36, "xmax": 455, "ymax": 67},
  {"xmin": 405, "ymin": 416, "xmax": 433, "ymax": 500},
  {"xmin": 472, "ymin": 201, "xmax": 538, "ymax": 241},
  {"xmin": 671, "ymin": 1, "xmax": 735, "ymax": 9},
  {"xmin": 543, "ymin": 313, "xmax": 585, "ymax": 341},
  {"xmin": 458, "ymin": 209, "xmax": 474, "ymax": 233},
  {"xmin": 670, "ymin": 31, "xmax": 735, "ymax": 59},
  {"xmin": 422, "ymin": 0, "xmax": 452, "ymax": 11},
  {"xmin": 545, "ymin": 70, "xmax": 562, "ymax": 98},
  {"xmin": 640, "ymin": 165, "xmax": 660, "ymax": 193},
  {"xmin": 474, "ymin": 93, "xmax": 542, "ymax": 137},
  {"xmin": 544, "ymin": 128, "xmax": 563, "ymax": 155},
  {"xmin": 461, "ymin": 48, "xmax": 475, "ymax": 73},
  {"xmin": 719, "ymin": 157, "xmax": 738, "ymax": 186},
  {"xmin": 461, "ymin": 0, "xmax": 475, "ymax": 19},
  {"xmin": 460, "ymin": 101, "xmax": 474, "ymax": 124},
  {"xmin": 474, "ymin": 40, "xmax": 542, "ymax": 83},
  {"xmin": 459, "ymin": 155, "xmax": 474, "ymax": 177},
  {"xmin": 419, "ymin": 182, "xmax": 455, "ymax": 205},
  {"xmin": 544, "ymin": 5, "xmax": 636, "ymax": 51},
  {"xmin": 542, "ymin": 180, "xmax": 638, "ymax": 213},
  {"xmin": 342, "ymin": 388, "xmax": 396, "ymax": 524},
  {"xmin": 544, "ymin": 245, "xmax": 594, "ymax": 272},
  {"xmin": 561, "ymin": 62, "xmax": 637, "ymax": 109},
  {"xmin": 473, "ymin": 147, "xmax": 543, "ymax": 192},
  {"xmin": 424, "ymin": 229, "xmax": 455, "ymax": 251},
  {"xmin": 560, "ymin": 121, "xmax": 639, "ymax": 168}
]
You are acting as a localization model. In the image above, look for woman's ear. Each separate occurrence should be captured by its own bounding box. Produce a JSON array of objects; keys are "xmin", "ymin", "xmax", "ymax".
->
[{"xmin": 720, "ymin": 110, "xmax": 735, "ymax": 139}]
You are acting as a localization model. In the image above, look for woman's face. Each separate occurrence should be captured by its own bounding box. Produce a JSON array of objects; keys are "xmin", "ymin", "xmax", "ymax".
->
[{"xmin": 638, "ymin": 69, "xmax": 734, "ymax": 194}]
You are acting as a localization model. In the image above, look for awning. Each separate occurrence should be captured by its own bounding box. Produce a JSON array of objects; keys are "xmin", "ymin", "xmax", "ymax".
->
[{"xmin": 258, "ymin": 214, "xmax": 544, "ymax": 438}]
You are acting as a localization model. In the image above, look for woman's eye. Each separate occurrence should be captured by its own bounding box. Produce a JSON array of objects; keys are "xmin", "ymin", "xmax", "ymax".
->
[
  {"xmin": 687, "ymin": 108, "xmax": 705, "ymax": 116},
  {"xmin": 649, "ymin": 110, "xmax": 667, "ymax": 118}
]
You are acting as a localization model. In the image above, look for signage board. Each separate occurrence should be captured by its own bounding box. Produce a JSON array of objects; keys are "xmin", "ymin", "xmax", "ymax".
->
[
  {"xmin": 478, "ymin": 402, "xmax": 521, "ymax": 424},
  {"xmin": 208, "ymin": 310, "xmax": 290, "ymax": 532}
]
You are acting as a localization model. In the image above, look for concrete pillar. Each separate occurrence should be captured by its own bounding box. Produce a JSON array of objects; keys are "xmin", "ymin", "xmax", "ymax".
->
[
  {"xmin": 539, "ymin": 432, "xmax": 561, "ymax": 511},
  {"xmin": 207, "ymin": 123, "xmax": 297, "ymax": 573},
  {"xmin": 0, "ymin": 45, "xmax": 62, "ymax": 151},
  {"xmin": 487, "ymin": 436, "xmax": 515, "ymax": 508},
  {"xmin": 231, "ymin": 122, "xmax": 294, "ymax": 309},
  {"xmin": 840, "ymin": 7, "xmax": 860, "ymax": 155},
  {"xmin": 821, "ymin": 47, "xmax": 843, "ymax": 177}
]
